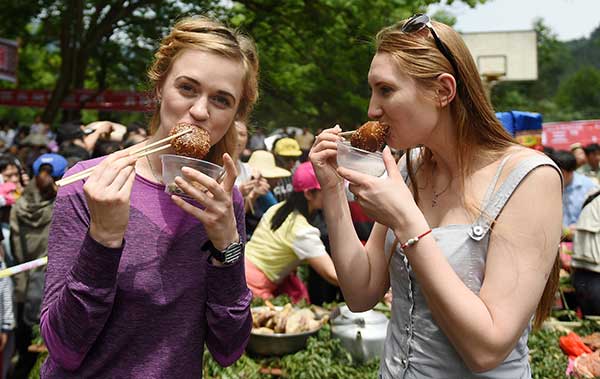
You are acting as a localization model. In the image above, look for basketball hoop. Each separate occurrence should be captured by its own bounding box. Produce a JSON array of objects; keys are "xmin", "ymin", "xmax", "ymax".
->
[
  {"xmin": 481, "ymin": 71, "xmax": 506, "ymax": 82},
  {"xmin": 480, "ymin": 71, "xmax": 506, "ymax": 101},
  {"xmin": 461, "ymin": 30, "xmax": 538, "ymax": 103}
]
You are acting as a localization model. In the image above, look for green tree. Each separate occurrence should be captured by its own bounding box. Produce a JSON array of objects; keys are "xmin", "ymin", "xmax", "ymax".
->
[
  {"xmin": 1, "ymin": 0, "xmax": 486, "ymax": 128},
  {"xmin": 555, "ymin": 66, "xmax": 600, "ymax": 119},
  {"xmin": 1, "ymin": 1, "xmax": 222, "ymax": 124},
  {"xmin": 231, "ymin": 0, "xmax": 480, "ymax": 130}
]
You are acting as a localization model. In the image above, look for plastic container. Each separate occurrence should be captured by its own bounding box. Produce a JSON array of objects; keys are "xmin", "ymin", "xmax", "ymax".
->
[
  {"xmin": 160, "ymin": 154, "xmax": 224, "ymax": 196},
  {"xmin": 336, "ymin": 140, "xmax": 385, "ymax": 177}
]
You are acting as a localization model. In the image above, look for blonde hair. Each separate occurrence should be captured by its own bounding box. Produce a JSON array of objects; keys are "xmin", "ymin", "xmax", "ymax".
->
[
  {"xmin": 376, "ymin": 19, "xmax": 557, "ymax": 329},
  {"xmin": 147, "ymin": 16, "xmax": 259, "ymax": 165},
  {"xmin": 376, "ymin": 20, "xmax": 516, "ymax": 195}
]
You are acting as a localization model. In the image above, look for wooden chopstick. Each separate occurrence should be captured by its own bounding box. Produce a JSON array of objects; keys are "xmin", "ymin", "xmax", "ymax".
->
[
  {"xmin": 128, "ymin": 128, "xmax": 191, "ymax": 155},
  {"xmin": 56, "ymin": 129, "xmax": 193, "ymax": 188},
  {"xmin": 338, "ymin": 130, "xmax": 355, "ymax": 137},
  {"xmin": 56, "ymin": 143, "xmax": 173, "ymax": 187}
]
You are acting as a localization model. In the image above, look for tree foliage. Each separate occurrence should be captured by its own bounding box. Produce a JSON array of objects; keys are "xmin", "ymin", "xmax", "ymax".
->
[
  {"xmin": 0, "ymin": 0, "xmax": 487, "ymax": 129},
  {"xmin": 230, "ymin": 0, "xmax": 474, "ymax": 130},
  {"xmin": 555, "ymin": 66, "xmax": 600, "ymax": 119},
  {"xmin": 1, "ymin": 1, "xmax": 223, "ymax": 124}
]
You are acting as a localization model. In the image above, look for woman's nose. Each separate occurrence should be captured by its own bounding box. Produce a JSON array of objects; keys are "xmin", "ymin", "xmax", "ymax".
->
[
  {"xmin": 190, "ymin": 96, "xmax": 209, "ymax": 120},
  {"xmin": 367, "ymin": 98, "xmax": 382, "ymax": 120}
]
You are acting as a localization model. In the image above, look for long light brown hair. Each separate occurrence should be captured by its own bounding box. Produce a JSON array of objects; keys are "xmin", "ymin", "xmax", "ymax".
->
[
  {"xmin": 147, "ymin": 16, "xmax": 259, "ymax": 165},
  {"xmin": 376, "ymin": 19, "xmax": 558, "ymax": 329}
]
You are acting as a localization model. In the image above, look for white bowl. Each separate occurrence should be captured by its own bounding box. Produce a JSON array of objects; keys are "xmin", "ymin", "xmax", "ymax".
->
[
  {"xmin": 160, "ymin": 154, "xmax": 224, "ymax": 196},
  {"xmin": 336, "ymin": 140, "xmax": 385, "ymax": 177}
]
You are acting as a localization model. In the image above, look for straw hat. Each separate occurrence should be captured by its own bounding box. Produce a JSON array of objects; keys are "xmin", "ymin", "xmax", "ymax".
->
[{"xmin": 247, "ymin": 150, "xmax": 291, "ymax": 179}]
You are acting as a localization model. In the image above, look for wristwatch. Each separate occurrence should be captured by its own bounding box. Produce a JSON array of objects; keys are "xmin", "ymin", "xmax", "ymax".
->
[{"xmin": 202, "ymin": 240, "xmax": 244, "ymax": 265}]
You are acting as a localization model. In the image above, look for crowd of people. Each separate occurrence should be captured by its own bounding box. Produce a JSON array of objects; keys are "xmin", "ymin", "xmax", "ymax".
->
[
  {"xmin": 0, "ymin": 115, "xmax": 151, "ymax": 378},
  {"xmin": 0, "ymin": 11, "xmax": 595, "ymax": 379},
  {"xmin": 546, "ymin": 143, "xmax": 600, "ymax": 317}
]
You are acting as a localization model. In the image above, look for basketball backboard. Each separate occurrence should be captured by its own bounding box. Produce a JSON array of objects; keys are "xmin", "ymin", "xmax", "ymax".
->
[{"xmin": 461, "ymin": 30, "xmax": 538, "ymax": 82}]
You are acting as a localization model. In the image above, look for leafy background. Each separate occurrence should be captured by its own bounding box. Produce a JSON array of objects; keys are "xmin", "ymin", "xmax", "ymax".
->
[{"xmin": 1, "ymin": 0, "xmax": 598, "ymax": 132}]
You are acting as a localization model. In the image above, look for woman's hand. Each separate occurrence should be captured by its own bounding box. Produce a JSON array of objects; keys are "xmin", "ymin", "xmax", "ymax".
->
[
  {"xmin": 309, "ymin": 125, "xmax": 344, "ymax": 191},
  {"xmin": 337, "ymin": 147, "xmax": 428, "ymax": 240},
  {"xmin": 237, "ymin": 179, "xmax": 254, "ymax": 197},
  {"xmin": 172, "ymin": 153, "xmax": 239, "ymax": 250},
  {"xmin": 249, "ymin": 176, "xmax": 270, "ymax": 198},
  {"xmin": 85, "ymin": 150, "xmax": 138, "ymax": 248}
]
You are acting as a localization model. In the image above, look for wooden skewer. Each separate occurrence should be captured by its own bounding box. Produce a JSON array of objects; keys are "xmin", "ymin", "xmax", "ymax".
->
[
  {"xmin": 56, "ymin": 129, "xmax": 192, "ymax": 187},
  {"xmin": 338, "ymin": 130, "xmax": 355, "ymax": 137}
]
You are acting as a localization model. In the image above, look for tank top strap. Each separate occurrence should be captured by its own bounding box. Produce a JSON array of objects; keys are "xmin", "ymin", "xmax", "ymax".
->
[
  {"xmin": 398, "ymin": 148, "xmax": 423, "ymax": 185},
  {"xmin": 468, "ymin": 154, "xmax": 562, "ymax": 241},
  {"xmin": 479, "ymin": 154, "xmax": 514, "ymax": 209}
]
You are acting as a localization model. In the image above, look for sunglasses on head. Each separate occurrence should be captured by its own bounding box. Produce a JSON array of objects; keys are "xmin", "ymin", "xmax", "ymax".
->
[{"xmin": 401, "ymin": 14, "xmax": 460, "ymax": 84}]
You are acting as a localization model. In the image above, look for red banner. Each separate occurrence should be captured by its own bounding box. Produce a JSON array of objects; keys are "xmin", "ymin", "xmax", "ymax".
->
[
  {"xmin": 542, "ymin": 120, "xmax": 600, "ymax": 150},
  {"xmin": 0, "ymin": 88, "xmax": 152, "ymax": 112},
  {"xmin": 0, "ymin": 38, "xmax": 18, "ymax": 83}
]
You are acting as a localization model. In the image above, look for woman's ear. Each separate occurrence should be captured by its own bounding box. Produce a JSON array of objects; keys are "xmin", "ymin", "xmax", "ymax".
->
[
  {"xmin": 155, "ymin": 88, "xmax": 162, "ymax": 104},
  {"xmin": 436, "ymin": 73, "xmax": 457, "ymax": 108},
  {"xmin": 303, "ymin": 189, "xmax": 312, "ymax": 202}
]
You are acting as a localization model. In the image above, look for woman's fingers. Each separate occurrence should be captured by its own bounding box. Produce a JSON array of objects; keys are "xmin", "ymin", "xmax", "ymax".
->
[
  {"xmin": 314, "ymin": 130, "xmax": 342, "ymax": 146},
  {"xmin": 382, "ymin": 147, "xmax": 401, "ymax": 179},
  {"xmin": 320, "ymin": 124, "xmax": 342, "ymax": 135},
  {"xmin": 311, "ymin": 140, "xmax": 339, "ymax": 154},
  {"xmin": 311, "ymin": 150, "xmax": 338, "ymax": 169},
  {"xmin": 108, "ymin": 165, "xmax": 136, "ymax": 193},
  {"xmin": 220, "ymin": 153, "xmax": 238, "ymax": 193},
  {"xmin": 93, "ymin": 152, "xmax": 137, "ymax": 188},
  {"xmin": 116, "ymin": 167, "xmax": 137, "ymax": 200},
  {"xmin": 337, "ymin": 166, "xmax": 371, "ymax": 185},
  {"xmin": 174, "ymin": 175, "xmax": 212, "ymax": 205},
  {"xmin": 180, "ymin": 167, "xmax": 219, "ymax": 196}
]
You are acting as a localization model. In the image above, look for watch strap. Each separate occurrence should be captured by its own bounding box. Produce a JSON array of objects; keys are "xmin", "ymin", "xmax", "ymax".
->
[{"xmin": 203, "ymin": 240, "xmax": 243, "ymax": 265}]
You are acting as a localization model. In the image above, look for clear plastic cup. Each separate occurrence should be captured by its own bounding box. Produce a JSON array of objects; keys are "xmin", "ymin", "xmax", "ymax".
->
[
  {"xmin": 336, "ymin": 140, "xmax": 386, "ymax": 177},
  {"xmin": 160, "ymin": 154, "xmax": 224, "ymax": 196}
]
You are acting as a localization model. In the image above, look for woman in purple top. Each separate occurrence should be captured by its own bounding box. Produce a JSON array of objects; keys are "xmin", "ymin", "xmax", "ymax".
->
[{"xmin": 40, "ymin": 16, "xmax": 259, "ymax": 378}]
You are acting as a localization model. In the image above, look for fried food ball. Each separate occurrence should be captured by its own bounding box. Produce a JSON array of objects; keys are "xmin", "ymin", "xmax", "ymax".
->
[
  {"xmin": 169, "ymin": 123, "xmax": 211, "ymax": 159},
  {"xmin": 350, "ymin": 121, "xmax": 389, "ymax": 152}
]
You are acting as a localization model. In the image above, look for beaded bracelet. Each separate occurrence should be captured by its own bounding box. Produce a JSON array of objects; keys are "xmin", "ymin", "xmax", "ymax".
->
[{"xmin": 400, "ymin": 229, "xmax": 432, "ymax": 250}]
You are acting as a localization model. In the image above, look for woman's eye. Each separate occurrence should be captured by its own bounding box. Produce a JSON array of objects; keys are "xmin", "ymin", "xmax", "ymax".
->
[
  {"xmin": 379, "ymin": 86, "xmax": 392, "ymax": 95},
  {"xmin": 178, "ymin": 84, "xmax": 195, "ymax": 94},
  {"xmin": 212, "ymin": 96, "xmax": 231, "ymax": 108}
]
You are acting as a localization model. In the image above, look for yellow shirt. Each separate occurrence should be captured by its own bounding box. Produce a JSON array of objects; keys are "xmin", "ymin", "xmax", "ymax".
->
[{"xmin": 245, "ymin": 202, "xmax": 326, "ymax": 283}]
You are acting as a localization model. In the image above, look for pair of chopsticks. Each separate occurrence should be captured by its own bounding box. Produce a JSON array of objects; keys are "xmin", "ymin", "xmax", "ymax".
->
[
  {"xmin": 339, "ymin": 130, "xmax": 355, "ymax": 137},
  {"xmin": 55, "ymin": 128, "xmax": 192, "ymax": 188}
]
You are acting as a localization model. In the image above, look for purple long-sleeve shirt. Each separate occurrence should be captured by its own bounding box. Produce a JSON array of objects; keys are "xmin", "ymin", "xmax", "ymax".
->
[{"xmin": 40, "ymin": 157, "xmax": 252, "ymax": 378}]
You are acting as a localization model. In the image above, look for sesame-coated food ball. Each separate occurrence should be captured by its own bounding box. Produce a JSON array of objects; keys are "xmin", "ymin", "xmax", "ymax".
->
[
  {"xmin": 350, "ymin": 121, "xmax": 389, "ymax": 152},
  {"xmin": 169, "ymin": 123, "xmax": 211, "ymax": 159}
]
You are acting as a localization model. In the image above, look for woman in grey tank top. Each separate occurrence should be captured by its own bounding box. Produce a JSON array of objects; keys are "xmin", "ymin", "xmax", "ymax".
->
[{"xmin": 310, "ymin": 14, "xmax": 563, "ymax": 379}]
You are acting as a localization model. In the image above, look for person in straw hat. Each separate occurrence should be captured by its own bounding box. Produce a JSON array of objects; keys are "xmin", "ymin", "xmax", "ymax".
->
[{"xmin": 242, "ymin": 150, "xmax": 290, "ymax": 236}]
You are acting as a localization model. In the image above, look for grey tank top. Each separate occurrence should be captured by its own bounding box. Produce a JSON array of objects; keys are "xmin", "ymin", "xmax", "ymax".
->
[{"xmin": 380, "ymin": 153, "xmax": 560, "ymax": 379}]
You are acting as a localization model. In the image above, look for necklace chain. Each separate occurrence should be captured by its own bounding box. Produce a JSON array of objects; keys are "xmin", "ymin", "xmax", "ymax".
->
[
  {"xmin": 146, "ymin": 154, "xmax": 163, "ymax": 184},
  {"xmin": 431, "ymin": 163, "xmax": 451, "ymax": 208}
]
